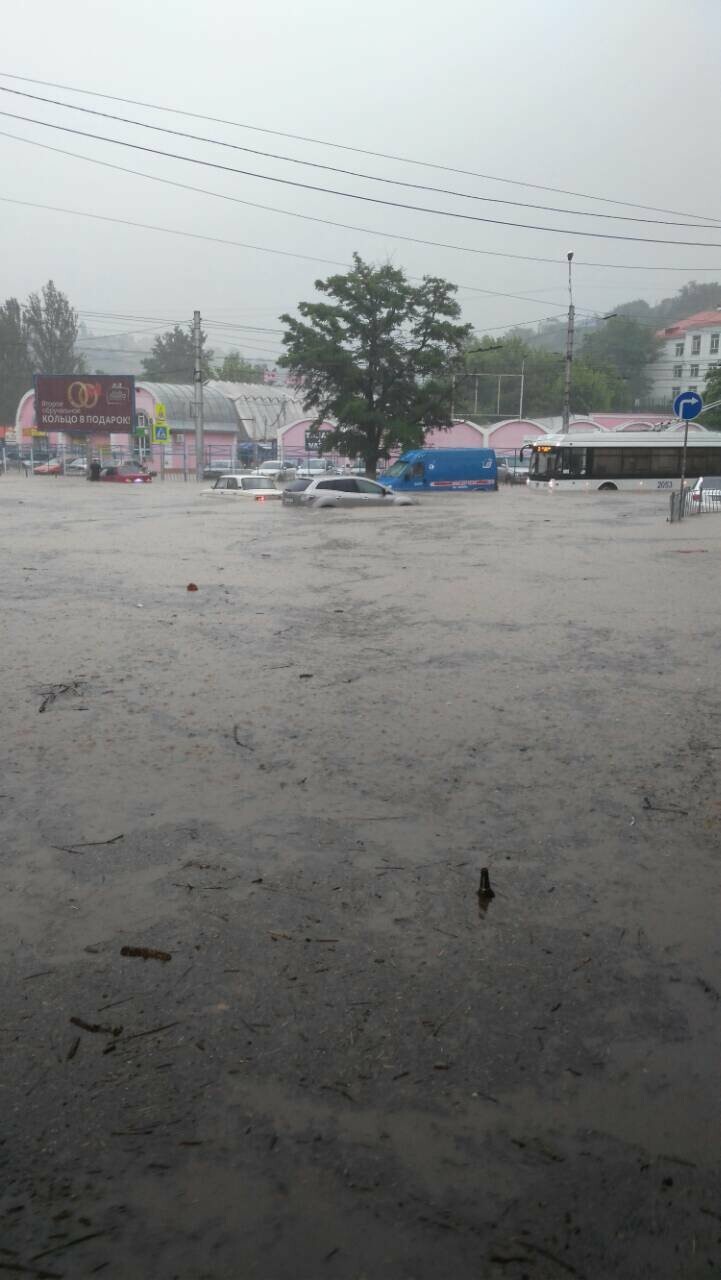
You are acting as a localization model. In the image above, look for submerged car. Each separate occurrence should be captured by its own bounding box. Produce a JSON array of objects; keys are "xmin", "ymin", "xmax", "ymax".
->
[
  {"xmin": 282, "ymin": 476, "xmax": 414, "ymax": 508},
  {"xmin": 201, "ymin": 474, "xmax": 281, "ymax": 500},
  {"xmin": 99, "ymin": 464, "xmax": 152, "ymax": 484}
]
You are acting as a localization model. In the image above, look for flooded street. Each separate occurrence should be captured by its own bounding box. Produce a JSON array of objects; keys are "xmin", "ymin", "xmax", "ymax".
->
[{"xmin": 2, "ymin": 477, "xmax": 720, "ymax": 1278}]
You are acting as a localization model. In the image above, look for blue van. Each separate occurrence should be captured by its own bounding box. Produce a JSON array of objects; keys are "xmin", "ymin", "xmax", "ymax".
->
[{"xmin": 379, "ymin": 448, "xmax": 497, "ymax": 493}]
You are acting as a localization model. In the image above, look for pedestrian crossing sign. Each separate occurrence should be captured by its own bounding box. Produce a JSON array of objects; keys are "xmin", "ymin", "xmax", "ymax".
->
[{"xmin": 151, "ymin": 422, "xmax": 170, "ymax": 444}]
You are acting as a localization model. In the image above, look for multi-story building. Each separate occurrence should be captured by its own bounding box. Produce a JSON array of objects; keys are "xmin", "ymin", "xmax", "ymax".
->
[{"xmin": 649, "ymin": 309, "xmax": 721, "ymax": 405}]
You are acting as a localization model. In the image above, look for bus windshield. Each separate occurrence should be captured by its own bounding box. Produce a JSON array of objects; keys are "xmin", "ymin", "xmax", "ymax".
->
[{"xmin": 530, "ymin": 448, "xmax": 558, "ymax": 478}]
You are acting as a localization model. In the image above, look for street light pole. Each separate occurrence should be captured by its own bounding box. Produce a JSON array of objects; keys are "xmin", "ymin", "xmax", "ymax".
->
[
  {"xmin": 193, "ymin": 309, "xmax": 204, "ymax": 481},
  {"xmin": 562, "ymin": 252, "xmax": 575, "ymax": 433}
]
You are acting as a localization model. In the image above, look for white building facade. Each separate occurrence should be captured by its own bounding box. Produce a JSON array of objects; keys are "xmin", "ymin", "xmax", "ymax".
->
[{"xmin": 649, "ymin": 309, "xmax": 721, "ymax": 405}]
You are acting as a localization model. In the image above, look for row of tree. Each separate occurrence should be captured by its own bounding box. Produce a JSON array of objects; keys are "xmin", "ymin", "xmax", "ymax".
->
[
  {"xmin": 454, "ymin": 316, "xmax": 661, "ymax": 420},
  {"xmin": 0, "ymin": 281, "xmax": 84, "ymax": 423},
  {"xmin": 0, "ymin": 283, "xmax": 270, "ymax": 423},
  {"xmin": 136, "ymin": 325, "xmax": 266, "ymax": 384}
]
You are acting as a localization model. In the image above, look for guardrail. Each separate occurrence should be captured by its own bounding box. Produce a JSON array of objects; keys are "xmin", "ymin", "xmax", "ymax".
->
[{"xmin": 669, "ymin": 486, "xmax": 721, "ymax": 521}]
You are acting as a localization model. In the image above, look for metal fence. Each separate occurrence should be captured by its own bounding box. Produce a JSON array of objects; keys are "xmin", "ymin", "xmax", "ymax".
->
[
  {"xmin": 3, "ymin": 440, "xmax": 529, "ymax": 481},
  {"xmin": 669, "ymin": 484, "xmax": 721, "ymax": 521}
]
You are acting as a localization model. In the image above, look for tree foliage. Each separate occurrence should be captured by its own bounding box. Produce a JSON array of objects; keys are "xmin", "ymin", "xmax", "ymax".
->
[
  {"xmin": 0, "ymin": 298, "xmax": 32, "ymax": 424},
  {"xmin": 140, "ymin": 325, "xmax": 214, "ymax": 383},
  {"xmin": 24, "ymin": 280, "xmax": 84, "ymax": 374},
  {"xmin": 580, "ymin": 316, "xmax": 660, "ymax": 402},
  {"xmin": 213, "ymin": 351, "xmax": 266, "ymax": 383},
  {"xmin": 702, "ymin": 364, "xmax": 721, "ymax": 430},
  {"xmin": 279, "ymin": 254, "xmax": 472, "ymax": 475},
  {"xmin": 616, "ymin": 281, "xmax": 721, "ymax": 327},
  {"xmin": 456, "ymin": 334, "xmax": 626, "ymax": 419}
]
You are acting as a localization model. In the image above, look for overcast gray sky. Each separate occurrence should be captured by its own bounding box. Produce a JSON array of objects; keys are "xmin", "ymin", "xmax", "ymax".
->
[{"xmin": 2, "ymin": 0, "xmax": 720, "ymax": 362}]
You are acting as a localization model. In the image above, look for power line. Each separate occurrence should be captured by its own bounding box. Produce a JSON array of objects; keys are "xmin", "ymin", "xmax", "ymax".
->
[
  {"xmin": 4, "ymin": 130, "xmax": 720, "ymax": 283},
  {"xmin": 0, "ymin": 195, "xmax": 581, "ymax": 334},
  {"xmin": 3, "ymin": 107, "xmax": 721, "ymax": 248},
  {"xmin": 0, "ymin": 129, "xmax": 598, "ymax": 308},
  {"xmin": 0, "ymin": 68, "xmax": 718, "ymax": 226},
  {"xmin": 2, "ymin": 86, "xmax": 717, "ymax": 232}
]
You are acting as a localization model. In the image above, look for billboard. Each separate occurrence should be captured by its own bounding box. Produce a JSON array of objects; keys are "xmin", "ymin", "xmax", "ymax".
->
[{"xmin": 34, "ymin": 375, "xmax": 136, "ymax": 432}]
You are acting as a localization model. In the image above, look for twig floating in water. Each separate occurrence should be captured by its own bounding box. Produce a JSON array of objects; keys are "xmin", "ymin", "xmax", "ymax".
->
[
  {"xmin": 70, "ymin": 1016, "xmax": 122, "ymax": 1037},
  {"xmin": 120, "ymin": 946, "xmax": 172, "ymax": 963},
  {"xmin": 232, "ymin": 725, "xmax": 254, "ymax": 750},
  {"xmin": 30, "ymin": 1231, "xmax": 110, "ymax": 1262}
]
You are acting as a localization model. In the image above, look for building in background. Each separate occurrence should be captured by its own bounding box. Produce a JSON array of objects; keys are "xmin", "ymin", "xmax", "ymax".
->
[
  {"xmin": 649, "ymin": 310, "xmax": 721, "ymax": 406},
  {"xmin": 14, "ymin": 380, "xmax": 307, "ymax": 466}
]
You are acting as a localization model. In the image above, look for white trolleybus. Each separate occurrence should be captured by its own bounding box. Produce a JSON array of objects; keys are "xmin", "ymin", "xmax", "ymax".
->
[{"xmin": 525, "ymin": 426, "xmax": 721, "ymax": 493}]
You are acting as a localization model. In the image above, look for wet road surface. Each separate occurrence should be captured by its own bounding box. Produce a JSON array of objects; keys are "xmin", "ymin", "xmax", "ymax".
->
[{"xmin": 1, "ymin": 477, "xmax": 720, "ymax": 1278}]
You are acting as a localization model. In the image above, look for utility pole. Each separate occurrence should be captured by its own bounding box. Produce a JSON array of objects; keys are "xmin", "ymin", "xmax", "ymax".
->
[
  {"xmin": 193, "ymin": 309, "xmax": 204, "ymax": 480},
  {"xmin": 519, "ymin": 359, "xmax": 525, "ymax": 419},
  {"xmin": 562, "ymin": 252, "xmax": 575, "ymax": 433}
]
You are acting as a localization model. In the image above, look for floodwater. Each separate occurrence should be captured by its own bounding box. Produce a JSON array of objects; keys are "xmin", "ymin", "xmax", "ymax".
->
[{"xmin": 1, "ymin": 475, "xmax": 720, "ymax": 1279}]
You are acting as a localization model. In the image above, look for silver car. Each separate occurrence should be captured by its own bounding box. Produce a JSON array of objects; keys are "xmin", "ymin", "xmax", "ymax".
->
[
  {"xmin": 497, "ymin": 457, "xmax": 529, "ymax": 485},
  {"xmin": 282, "ymin": 476, "xmax": 414, "ymax": 508}
]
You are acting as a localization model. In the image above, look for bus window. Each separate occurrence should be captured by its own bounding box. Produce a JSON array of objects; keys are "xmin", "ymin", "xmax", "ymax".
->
[
  {"xmin": 650, "ymin": 449, "xmax": 680, "ymax": 477},
  {"xmin": 591, "ymin": 449, "xmax": 622, "ymax": 478},
  {"xmin": 558, "ymin": 448, "xmax": 587, "ymax": 478},
  {"xmin": 621, "ymin": 450, "xmax": 647, "ymax": 477}
]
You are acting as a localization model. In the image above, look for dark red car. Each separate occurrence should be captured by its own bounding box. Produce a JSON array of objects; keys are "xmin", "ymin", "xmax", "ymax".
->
[{"xmin": 99, "ymin": 465, "xmax": 152, "ymax": 484}]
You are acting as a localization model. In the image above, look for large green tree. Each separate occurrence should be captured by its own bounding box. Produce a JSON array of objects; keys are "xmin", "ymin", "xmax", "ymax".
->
[
  {"xmin": 24, "ymin": 280, "xmax": 84, "ymax": 373},
  {"xmin": 0, "ymin": 298, "xmax": 32, "ymax": 424},
  {"xmin": 213, "ymin": 351, "xmax": 265, "ymax": 383},
  {"xmin": 141, "ymin": 325, "xmax": 214, "ymax": 383},
  {"xmin": 279, "ymin": 254, "xmax": 472, "ymax": 475}
]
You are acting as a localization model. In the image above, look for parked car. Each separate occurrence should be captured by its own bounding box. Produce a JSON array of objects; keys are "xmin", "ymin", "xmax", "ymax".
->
[
  {"xmin": 255, "ymin": 459, "xmax": 296, "ymax": 477},
  {"xmin": 67, "ymin": 457, "xmax": 88, "ymax": 472},
  {"xmin": 33, "ymin": 458, "xmax": 63, "ymax": 475},
  {"xmin": 690, "ymin": 475, "xmax": 721, "ymax": 511},
  {"xmin": 295, "ymin": 459, "xmax": 339, "ymax": 478},
  {"xmin": 282, "ymin": 476, "xmax": 414, "ymax": 509},
  {"xmin": 497, "ymin": 457, "xmax": 529, "ymax": 485},
  {"xmin": 202, "ymin": 459, "xmax": 238, "ymax": 480},
  {"xmin": 99, "ymin": 464, "xmax": 152, "ymax": 484},
  {"xmin": 201, "ymin": 474, "xmax": 281, "ymax": 500}
]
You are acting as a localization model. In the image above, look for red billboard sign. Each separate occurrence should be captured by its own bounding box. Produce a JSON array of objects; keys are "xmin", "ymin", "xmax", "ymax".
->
[{"xmin": 34, "ymin": 375, "xmax": 136, "ymax": 432}]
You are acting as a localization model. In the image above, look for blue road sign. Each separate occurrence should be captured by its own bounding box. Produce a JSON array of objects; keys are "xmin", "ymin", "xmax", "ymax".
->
[{"xmin": 673, "ymin": 390, "xmax": 703, "ymax": 421}]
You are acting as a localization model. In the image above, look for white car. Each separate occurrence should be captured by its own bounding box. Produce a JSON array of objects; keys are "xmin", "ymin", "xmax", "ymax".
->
[
  {"xmin": 295, "ymin": 460, "xmax": 339, "ymax": 478},
  {"xmin": 255, "ymin": 459, "xmax": 295, "ymax": 477},
  {"xmin": 282, "ymin": 476, "xmax": 414, "ymax": 508},
  {"xmin": 690, "ymin": 475, "xmax": 721, "ymax": 511},
  {"xmin": 201, "ymin": 474, "xmax": 281, "ymax": 500}
]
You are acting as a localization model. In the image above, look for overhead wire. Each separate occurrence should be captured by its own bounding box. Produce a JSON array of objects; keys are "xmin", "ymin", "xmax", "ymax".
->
[
  {"xmin": 2, "ymin": 107, "xmax": 721, "ymax": 248},
  {"xmin": 0, "ymin": 194, "xmax": 587, "ymax": 331},
  {"xmin": 3, "ymin": 132, "xmax": 720, "ymax": 283},
  {"xmin": 0, "ymin": 68, "xmax": 718, "ymax": 225},
  {"xmin": 1, "ymin": 85, "xmax": 718, "ymax": 231}
]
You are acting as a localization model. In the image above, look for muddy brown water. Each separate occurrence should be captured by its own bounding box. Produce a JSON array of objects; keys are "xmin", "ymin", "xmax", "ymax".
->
[{"xmin": 1, "ymin": 476, "xmax": 720, "ymax": 1278}]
